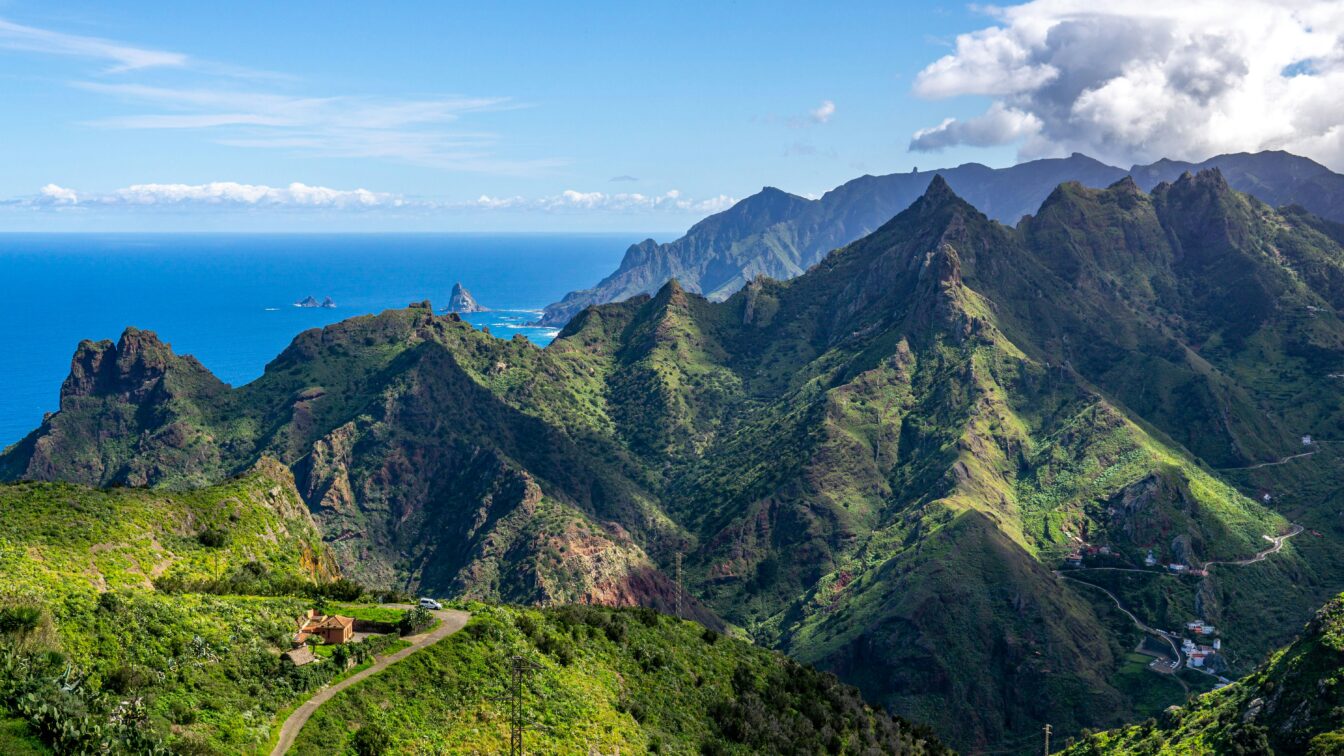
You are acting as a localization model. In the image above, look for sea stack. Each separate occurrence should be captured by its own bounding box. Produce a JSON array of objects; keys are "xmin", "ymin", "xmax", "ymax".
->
[{"xmin": 447, "ymin": 282, "xmax": 488, "ymax": 313}]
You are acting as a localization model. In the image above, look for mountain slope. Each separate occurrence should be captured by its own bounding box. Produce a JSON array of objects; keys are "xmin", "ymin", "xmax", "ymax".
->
[
  {"xmin": 8, "ymin": 172, "xmax": 1344, "ymax": 751},
  {"xmin": 539, "ymin": 150, "xmax": 1344, "ymax": 326},
  {"xmin": 0, "ymin": 457, "xmax": 333, "ymax": 596}
]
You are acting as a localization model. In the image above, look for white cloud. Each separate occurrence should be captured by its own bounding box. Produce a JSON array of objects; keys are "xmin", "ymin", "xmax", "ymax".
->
[
  {"xmin": 467, "ymin": 189, "xmax": 737, "ymax": 214},
  {"xmin": 908, "ymin": 0, "xmax": 1344, "ymax": 168},
  {"xmin": 30, "ymin": 182, "xmax": 402, "ymax": 209},
  {"xmin": 0, "ymin": 17, "xmax": 187, "ymax": 71},
  {"xmin": 39, "ymin": 184, "xmax": 79, "ymax": 204},
  {"xmin": 910, "ymin": 102, "xmax": 1043, "ymax": 151},
  {"xmin": 0, "ymin": 17, "xmax": 551, "ymax": 175},
  {"xmin": 810, "ymin": 100, "xmax": 836, "ymax": 124},
  {"xmin": 74, "ymin": 82, "xmax": 551, "ymax": 174},
  {"xmin": 19, "ymin": 183, "xmax": 735, "ymax": 215}
]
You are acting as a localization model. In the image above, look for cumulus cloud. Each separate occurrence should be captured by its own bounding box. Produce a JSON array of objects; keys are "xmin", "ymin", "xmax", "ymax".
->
[
  {"xmin": 18, "ymin": 183, "xmax": 735, "ymax": 216},
  {"xmin": 911, "ymin": 102, "xmax": 1043, "ymax": 151},
  {"xmin": 467, "ymin": 189, "xmax": 737, "ymax": 214},
  {"xmin": 810, "ymin": 100, "xmax": 836, "ymax": 124},
  {"xmin": 908, "ymin": 0, "xmax": 1344, "ymax": 168},
  {"xmin": 30, "ymin": 182, "xmax": 402, "ymax": 209}
]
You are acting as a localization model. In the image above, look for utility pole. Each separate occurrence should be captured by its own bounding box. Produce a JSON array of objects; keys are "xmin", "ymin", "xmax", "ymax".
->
[
  {"xmin": 500, "ymin": 655, "xmax": 541, "ymax": 756},
  {"xmin": 1043, "ymin": 724, "xmax": 1052, "ymax": 756},
  {"xmin": 674, "ymin": 552, "xmax": 683, "ymax": 620}
]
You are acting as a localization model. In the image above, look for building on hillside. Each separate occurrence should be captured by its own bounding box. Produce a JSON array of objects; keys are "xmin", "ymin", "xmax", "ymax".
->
[
  {"xmin": 1303, "ymin": 435, "xmax": 1314, "ymax": 446},
  {"xmin": 1167, "ymin": 563, "xmax": 1188, "ymax": 573},
  {"xmin": 294, "ymin": 609, "xmax": 356, "ymax": 646},
  {"xmin": 1065, "ymin": 552, "xmax": 1083, "ymax": 568},
  {"xmin": 1145, "ymin": 550, "xmax": 1157, "ymax": 567},
  {"xmin": 314, "ymin": 614, "xmax": 355, "ymax": 645},
  {"xmin": 1186, "ymin": 620, "xmax": 1216, "ymax": 635}
]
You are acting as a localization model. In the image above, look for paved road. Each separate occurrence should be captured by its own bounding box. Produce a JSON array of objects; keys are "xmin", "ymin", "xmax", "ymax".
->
[
  {"xmin": 1063, "ymin": 524, "xmax": 1303, "ymax": 573},
  {"xmin": 1204, "ymin": 524, "xmax": 1304, "ymax": 567},
  {"xmin": 270, "ymin": 608, "xmax": 471, "ymax": 755}
]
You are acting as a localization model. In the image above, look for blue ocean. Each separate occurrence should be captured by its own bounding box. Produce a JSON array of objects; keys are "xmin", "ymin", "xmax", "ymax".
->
[{"xmin": 0, "ymin": 233, "xmax": 643, "ymax": 446}]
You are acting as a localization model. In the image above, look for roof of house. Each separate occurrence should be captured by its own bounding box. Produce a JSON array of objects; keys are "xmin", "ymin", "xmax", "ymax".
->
[{"xmin": 315, "ymin": 615, "xmax": 354, "ymax": 631}]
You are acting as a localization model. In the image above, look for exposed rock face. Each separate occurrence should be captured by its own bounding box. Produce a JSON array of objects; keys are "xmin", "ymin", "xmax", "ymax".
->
[{"xmin": 447, "ymin": 282, "xmax": 488, "ymax": 313}]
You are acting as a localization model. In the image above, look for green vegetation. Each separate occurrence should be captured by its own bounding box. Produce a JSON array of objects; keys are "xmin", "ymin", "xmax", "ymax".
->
[
  {"xmin": 290, "ymin": 603, "xmax": 949, "ymax": 755},
  {"xmin": 8, "ymin": 170, "xmax": 1344, "ymax": 751},
  {"xmin": 0, "ymin": 468, "xmax": 403, "ymax": 754}
]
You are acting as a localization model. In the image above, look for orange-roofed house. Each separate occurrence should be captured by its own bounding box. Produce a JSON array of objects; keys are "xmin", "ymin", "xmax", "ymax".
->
[{"xmin": 314, "ymin": 614, "xmax": 355, "ymax": 644}]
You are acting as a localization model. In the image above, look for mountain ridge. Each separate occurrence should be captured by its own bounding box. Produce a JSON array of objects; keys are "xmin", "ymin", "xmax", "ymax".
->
[{"xmin": 538, "ymin": 150, "xmax": 1344, "ymax": 327}]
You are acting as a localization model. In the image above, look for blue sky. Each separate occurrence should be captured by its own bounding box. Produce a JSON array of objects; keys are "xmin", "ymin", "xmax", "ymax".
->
[
  {"xmin": 0, "ymin": 1, "xmax": 1014, "ymax": 231},
  {"xmin": 3, "ymin": 1, "xmax": 1341, "ymax": 231}
]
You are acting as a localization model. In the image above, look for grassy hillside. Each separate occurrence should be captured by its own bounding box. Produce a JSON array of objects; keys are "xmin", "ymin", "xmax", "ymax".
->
[
  {"xmin": 0, "ymin": 457, "xmax": 332, "ymax": 597},
  {"xmin": 290, "ymin": 603, "xmax": 949, "ymax": 755},
  {"xmin": 0, "ymin": 466, "xmax": 351, "ymax": 754}
]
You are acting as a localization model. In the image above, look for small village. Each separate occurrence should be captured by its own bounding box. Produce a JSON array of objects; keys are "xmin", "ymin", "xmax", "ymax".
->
[{"xmin": 1058, "ymin": 541, "xmax": 1249, "ymax": 685}]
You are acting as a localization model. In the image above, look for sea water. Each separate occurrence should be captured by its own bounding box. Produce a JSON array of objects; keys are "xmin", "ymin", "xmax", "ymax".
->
[{"xmin": 0, "ymin": 232, "xmax": 644, "ymax": 445}]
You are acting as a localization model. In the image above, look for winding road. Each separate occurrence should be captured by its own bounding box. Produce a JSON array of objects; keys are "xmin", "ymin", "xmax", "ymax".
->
[
  {"xmin": 1203, "ymin": 524, "xmax": 1304, "ymax": 567},
  {"xmin": 1057, "ymin": 573, "xmax": 1186, "ymax": 678},
  {"xmin": 270, "ymin": 608, "xmax": 471, "ymax": 755},
  {"xmin": 1057, "ymin": 523, "xmax": 1303, "ymax": 695}
]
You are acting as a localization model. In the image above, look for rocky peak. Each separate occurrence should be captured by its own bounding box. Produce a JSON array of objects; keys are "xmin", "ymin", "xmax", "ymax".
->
[
  {"xmin": 448, "ymin": 282, "xmax": 488, "ymax": 313},
  {"xmin": 920, "ymin": 174, "xmax": 958, "ymax": 205},
  {"xmin": 1107, "ymin": 175, "xmax": 1143, "ymax": 195},
  {"xmin": 60, "ymin": 327, "xmax": 177, "ymax": 404}
]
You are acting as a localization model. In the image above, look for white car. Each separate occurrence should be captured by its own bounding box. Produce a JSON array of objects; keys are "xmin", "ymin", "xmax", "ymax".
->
[{"xmin": 418, "ymin": 598, "xmax": 442, "ymax": 610}]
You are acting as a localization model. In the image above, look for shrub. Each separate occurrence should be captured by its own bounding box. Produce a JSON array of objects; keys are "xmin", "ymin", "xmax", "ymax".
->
[
  {"xmin": 0, "ymin": 604, "xmax": 42, "ymax": 635},
  {"xmin": 398, "ymin": 607, "xmax": 433, "ymax": 636},
  {"xmin": 351, "ymin": 722, "xmax": 392, "ymax": 755},
  {"xmin": 197, "ymin": 527, "xmax": 229, "ymax": 548},
  {"xmin": 97, "ymin": 591, "xmax": 122, "ymax": 613},
  {"xmin": 318, "ymin": 578, "xmax": 366, "ymax": 602}
]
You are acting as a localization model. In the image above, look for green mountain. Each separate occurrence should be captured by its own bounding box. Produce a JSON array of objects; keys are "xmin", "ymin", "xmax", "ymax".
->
[
  {"xmin": 7, "ymin": 170, "xmax": 1344, "ymax": 751},
  {"xmin": 1068, "ymin": 592, "xmax": 1344, "ymax": 755},
  {"xmin": 539, "ymin": 150, "xmax": 1344, "ymax": 326}
]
